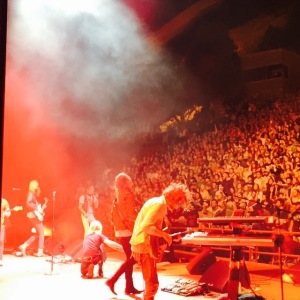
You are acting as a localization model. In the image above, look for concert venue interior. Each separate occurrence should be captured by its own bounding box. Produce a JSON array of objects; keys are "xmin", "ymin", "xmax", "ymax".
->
[{"xmin": 1, "ymin": 1, "xmax": 300, "ymax": 300}]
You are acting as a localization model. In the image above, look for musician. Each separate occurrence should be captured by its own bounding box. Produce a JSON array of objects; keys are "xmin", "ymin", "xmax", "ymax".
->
[
  {"xmin": 19, "ymin": 180, "xmax": 47, "ymax": 257},
  {"xmin": 130, "ymin": 182, "xmax": 190, "ymax": 300},
  {"xmin": 81, "ymin": 220, "xmax": 123, "ymax": 278},
  {"xmin": 78, "ymin": 183, "xmax": 99, "ymax": 235},
  {"xmin": 105, "ymin": 172, "xmax": 141, "ymax": 295},
  {"xmin": 0, "ymin": 198, "xmax": 11, "ymax": 266}
]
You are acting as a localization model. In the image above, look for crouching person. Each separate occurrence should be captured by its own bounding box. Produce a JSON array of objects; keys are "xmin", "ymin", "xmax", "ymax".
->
[{"xmin": 81, "ymin": 220, "xmax": 123, "ymax": 278}]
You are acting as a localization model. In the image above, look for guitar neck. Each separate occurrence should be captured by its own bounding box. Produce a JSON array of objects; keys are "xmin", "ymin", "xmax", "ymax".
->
[
  {"xmin": 155, "ymin": 230, "xmax": 193, "ymax": 246},
  {"xmin": 8, "ymin": 206, "xmax": 23, "ymax": 212},
  {"xmin": 170, "ymin": 230, "xmax": 193, "ymax": 239}
]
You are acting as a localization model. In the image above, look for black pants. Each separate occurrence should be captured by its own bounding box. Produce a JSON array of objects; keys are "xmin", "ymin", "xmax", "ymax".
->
[{"xmin": 108, "ymin": 236, "xmax": 136, "ymax": 287}]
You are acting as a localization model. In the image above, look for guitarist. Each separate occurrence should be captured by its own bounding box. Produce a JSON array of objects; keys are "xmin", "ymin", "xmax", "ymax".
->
[
  {"xmin": 78, "ymin": 183, "xmax": 99, "ymax": 235},
  {"xmin": 0, "ymin": 198, "xmax": 11, "ymax": 266},
  {"xmin": 19, "ymin": 180, "xmax": 47, "ymax": 257},
  {"xmin": 105, "ymin": 172, "xmax": 142, "ymax": 295},
  {"xmin": 130, "ymin": 182, "xmax": 190, "ymax": 300}
]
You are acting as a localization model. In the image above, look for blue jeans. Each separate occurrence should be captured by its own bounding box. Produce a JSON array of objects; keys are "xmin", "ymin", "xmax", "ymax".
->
[
  {"xmin": 133, "ymin": 252, "xmax": 159, "ymax": 300},
  {"xmin": 25, "ymin": 218, "xmax": 45, "ymax": 249}
]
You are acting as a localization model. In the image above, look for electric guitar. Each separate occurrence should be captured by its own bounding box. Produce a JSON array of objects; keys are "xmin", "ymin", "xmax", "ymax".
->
[
  {"xmin": 1, "ymin": 206, "xmax": 23, "ymax": 225},
  {"xmin": 35, "ymin": 198, "xmax": 49, "ymax": 221},
  {"xmin": 27, "ymin": 198, "xmax": 48, "ymax": 221},
  {"xmin": 6, "ymin": 206, "xmax": 23, "ymax": 213},
  {"xmin": 149, "ymin": 228, "xmax": 194, "ymax": 262}
]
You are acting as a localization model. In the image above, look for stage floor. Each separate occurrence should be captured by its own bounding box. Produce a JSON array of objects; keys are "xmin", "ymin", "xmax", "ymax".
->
[{"xmin": 0, "ymin": 248, "xmax": 299, "ymax": 300}]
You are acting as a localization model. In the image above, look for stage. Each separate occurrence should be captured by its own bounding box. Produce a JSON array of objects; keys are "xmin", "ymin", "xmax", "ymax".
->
[{"xmin": 0, "ymin": 247, "xmax": 299, "ymax": 300}]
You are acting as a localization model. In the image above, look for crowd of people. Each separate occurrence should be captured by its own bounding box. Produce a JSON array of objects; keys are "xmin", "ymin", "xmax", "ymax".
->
[
  {"xmin": 67, "ymin": 92, "xmax": 300, "ymax": 298},
  {"xmin": 91, "ymin": 93, "xmax": 300, "ymax": 251},
  {"xmin": 68, "ymin": 93, "xmax": 300, "ymax": 279}
]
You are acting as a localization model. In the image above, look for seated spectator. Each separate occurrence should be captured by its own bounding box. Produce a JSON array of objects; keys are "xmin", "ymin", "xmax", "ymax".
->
[
  {"xmin": 225, "ymin": 199, "xmax": 236, "ymax": 217},
  {"xmin": 216, "ymin": 200, "xmax": 226, "ymax": 217},
  {"xmin": 199, "ymin": 184, "xmax": 212, "ymax": 203},
  {"xmin": 214, "ymin": 184, "xmax": 227, "ymax": 202},
  {"xmin": 206, "ymin": 199, "xmax": 222, "ymax": 218},
  {"xmin": 198, "ymin": 201, "xmax": 210, "ymax": 218},
  {"xmin": 234, "ymin": 200, "xmax": 248, "ymax": 217}
]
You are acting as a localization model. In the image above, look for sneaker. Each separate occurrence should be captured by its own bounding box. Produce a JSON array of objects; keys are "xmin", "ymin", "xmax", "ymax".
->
[
  {"xmin": 105, "ymin": 279, "xmax": 117, "ymax": 295},
  {"xmin": 125, "ymin": 287, "xmax": 143, "ymax": 294},
  {"xmin": 19, "ymin": 244, "xmax": 27, "ymax": 256},
  {"xmin": 87, "ymin": 264, "xmax": 94, "ymax": 279}
]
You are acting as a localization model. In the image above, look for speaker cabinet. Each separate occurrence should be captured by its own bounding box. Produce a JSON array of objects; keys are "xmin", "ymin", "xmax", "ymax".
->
[
  {"xmin": 200, "ymin": 260, "xmax": 229, "ymax": 293},
  {"xmin": 186, "ymin": 247, "xmax": 216, "ymax": 275},
  {"xmin": 44, "ymin": 237, "xmax": 66, "ymax": 255},
  {"xmin": 63, "ymin": 239, "xmax": 83, "ymax": 257},
  {"xmin": 200, "ymin": 260, "xmax": 251, "ymax": 293}
]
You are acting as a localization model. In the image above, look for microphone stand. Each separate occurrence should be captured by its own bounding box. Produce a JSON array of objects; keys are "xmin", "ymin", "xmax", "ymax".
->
[
  {"xmin": 274, "ymin": 207, "xmax": 286, "ymax": 300},
  {"xmin": 45, "ymin": 191, "xmax": 58, "ymax": 275}
]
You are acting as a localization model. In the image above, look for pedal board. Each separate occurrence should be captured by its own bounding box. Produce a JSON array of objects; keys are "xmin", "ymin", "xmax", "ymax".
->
[{"xmin": 161, "ymin": 278, "xmax": 219, "ymax": 297}]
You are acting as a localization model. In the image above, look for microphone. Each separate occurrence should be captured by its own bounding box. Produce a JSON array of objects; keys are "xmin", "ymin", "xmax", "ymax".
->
[{"xmin": 12, "ymin": 187, "xmax": 22, "ymax": 191}]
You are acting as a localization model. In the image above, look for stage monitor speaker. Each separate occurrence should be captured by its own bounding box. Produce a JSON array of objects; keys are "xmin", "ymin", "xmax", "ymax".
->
[
  {"xmin": 186, "ymin": 247, "xmax": 216, "ymax": 275},
  {"xmin": 72, "ymin": 247, "xmax": 83, "ymax": 263},
  {"xmin": 200, "ymin": 260, "xmax": 251, "ymax": 293},
  {"xmin": 44, "ymin": 237, "xmax": 66, "ymax": 255},
  {"xmin": 63, "ymin": 239, "xmax": 83, "ymax": 257},
  {"xmin": 200, "ymin": 260, "xmax": 229, "ymax": 293}
]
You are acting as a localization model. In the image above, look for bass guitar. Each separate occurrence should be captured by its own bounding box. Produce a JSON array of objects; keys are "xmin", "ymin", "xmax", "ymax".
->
[{"xmin": 150, "ymin": 228, "xmax": 193, "ymax": 262}]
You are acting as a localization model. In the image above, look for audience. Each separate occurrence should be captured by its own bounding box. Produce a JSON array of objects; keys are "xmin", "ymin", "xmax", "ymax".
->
[{"xmin": 76, "ymin": 92, "xmax": 300, "ymax": 255}]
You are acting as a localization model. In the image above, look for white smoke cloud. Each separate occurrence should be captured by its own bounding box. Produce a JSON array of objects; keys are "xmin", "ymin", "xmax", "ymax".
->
[{"xmin": 7, "ymin": 0, "xmax": 183, "ymax": 140}]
